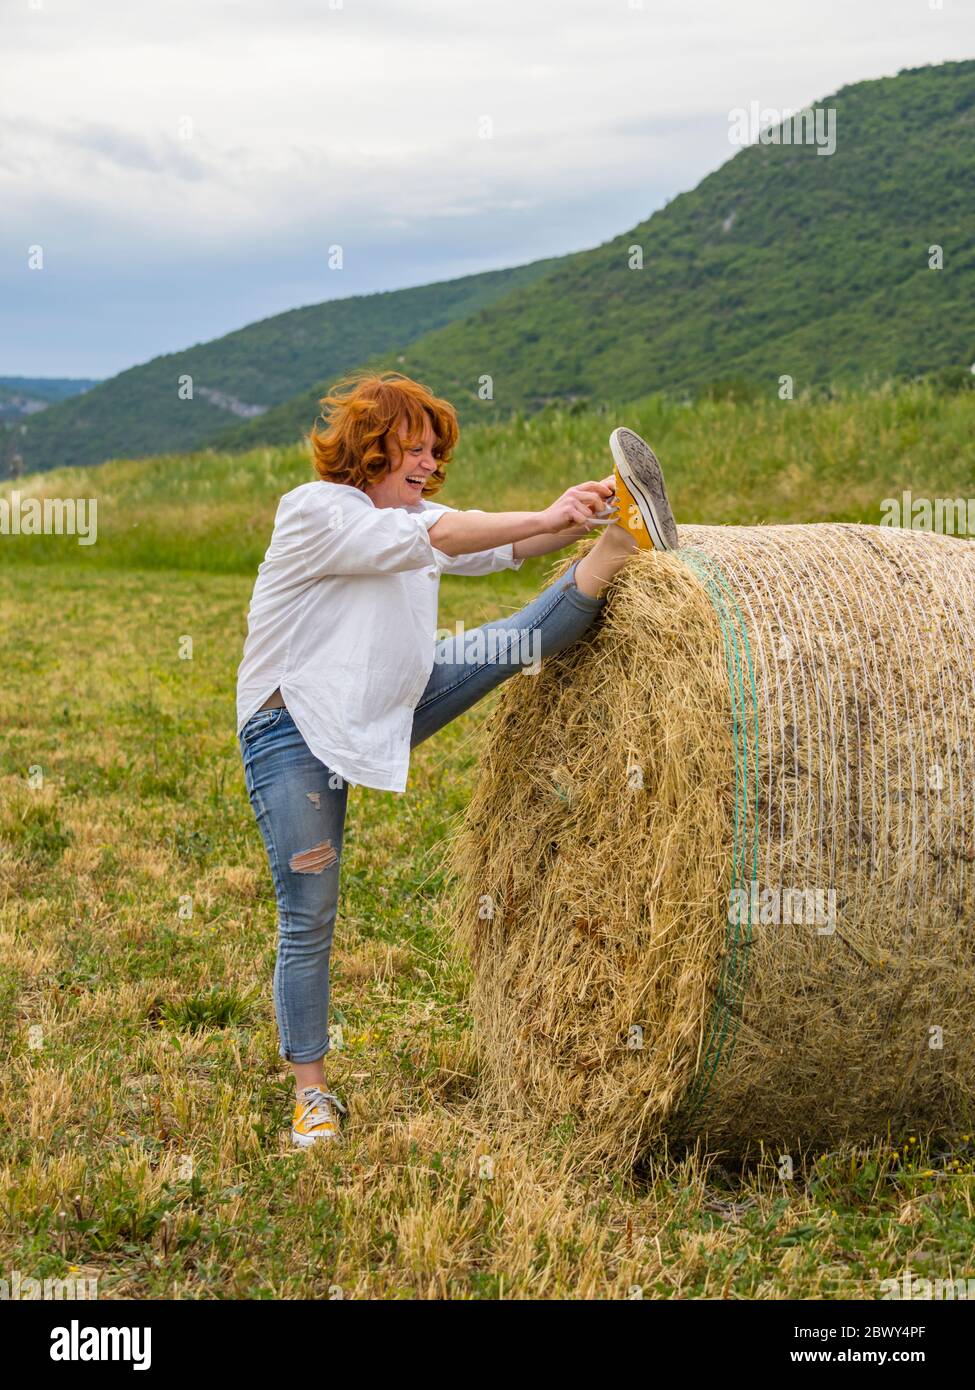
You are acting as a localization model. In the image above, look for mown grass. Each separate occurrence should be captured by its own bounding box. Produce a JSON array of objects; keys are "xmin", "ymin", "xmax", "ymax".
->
[{"xmin": 1, "ymin": 388, "xmax": 973, "ymax": 1298}]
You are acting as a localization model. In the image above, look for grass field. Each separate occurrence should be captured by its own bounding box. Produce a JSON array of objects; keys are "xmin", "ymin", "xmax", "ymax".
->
[{"xmin": 1, "ymin": 385, "xmax": 973, "ymax": 1298}]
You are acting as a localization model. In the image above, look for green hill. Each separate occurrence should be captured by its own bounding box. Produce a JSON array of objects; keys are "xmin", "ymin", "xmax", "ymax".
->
[
  {"xmin": 223, "ymin": 59, "xmax": 975, "ymax": 450},
  {"xmin": 10, "ymin": 261, "xmax": 557, "ymax": 475},
  {"xmin": 0, "ymin": 377, "xmax": 99, "ymax": 425},
  {"xmin": 11, "ymin": 60, "xmax": 975, "ymax": 472},
  {"xmin": 360, "ymin": 61, "xmax": 975, "ymax": 421},
  {"xmin": 0, "ymin": 376, "xmax": 99, "ymax": 402}
]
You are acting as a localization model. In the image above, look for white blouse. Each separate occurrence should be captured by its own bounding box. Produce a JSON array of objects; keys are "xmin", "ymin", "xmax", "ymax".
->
[{"xmin": 236, "ymin": 480, "xmax": 524, "ymax": 792}]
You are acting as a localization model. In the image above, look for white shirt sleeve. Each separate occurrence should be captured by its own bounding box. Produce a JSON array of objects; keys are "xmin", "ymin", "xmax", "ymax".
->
[{"xmin": 290, "ymin": 485, "xmax": 444, "ymax": 577}]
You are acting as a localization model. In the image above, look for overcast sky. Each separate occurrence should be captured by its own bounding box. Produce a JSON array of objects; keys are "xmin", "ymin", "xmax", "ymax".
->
[{"xmin": 1, "ymin": 0, "xmax": 971, "ymax": 379}]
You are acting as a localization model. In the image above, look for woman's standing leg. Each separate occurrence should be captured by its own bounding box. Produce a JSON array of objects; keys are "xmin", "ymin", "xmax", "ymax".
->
[{"xmin": 239, "ymin": 709, "xmax": 348, "ymax": 1092}]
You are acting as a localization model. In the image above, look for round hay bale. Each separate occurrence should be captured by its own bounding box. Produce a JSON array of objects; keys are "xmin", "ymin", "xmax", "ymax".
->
[{"xmin": 447, "ymin": 523, "xmax": 975, "ymax": 1165}]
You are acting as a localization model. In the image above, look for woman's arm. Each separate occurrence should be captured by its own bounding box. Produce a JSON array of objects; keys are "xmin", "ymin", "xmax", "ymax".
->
[
  {"xmin": 511, "ymin": 526, "xmax": 592, "ymax": 560},
  {"xmin": 427, "ymin": 509, "xmax": 549, "ymax": 558},
  {"xmin": 427, "ymin": 479, "xmax": 614, "ymax": 558},
  {"xmin": 505, "ymin": 473, "xmax": 620, "ymax": 559}
]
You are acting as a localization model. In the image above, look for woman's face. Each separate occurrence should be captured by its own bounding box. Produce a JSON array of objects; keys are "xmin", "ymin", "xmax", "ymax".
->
[{"xmin": 366, "ymin": 413, "xmax": 438, "ymax": 508}]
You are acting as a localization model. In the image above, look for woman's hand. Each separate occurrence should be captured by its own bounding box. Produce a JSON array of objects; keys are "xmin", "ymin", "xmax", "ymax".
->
[{"xmin": 539, "ymin": 477, "xmax": 617, "ymax": 535}]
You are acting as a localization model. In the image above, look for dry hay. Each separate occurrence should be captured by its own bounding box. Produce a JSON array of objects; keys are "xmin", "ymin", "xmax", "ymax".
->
[{"xmin": 447, "ymin": 523, "xmax": 975, "ymax": 1166}]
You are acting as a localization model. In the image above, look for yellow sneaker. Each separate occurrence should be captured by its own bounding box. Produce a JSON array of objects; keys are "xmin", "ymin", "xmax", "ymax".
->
[
  {"xmin": 608, "ymin": 427, "xmax": 679, "ymax": 551},
  {"xmin": 291, "ymin": 1086, "xmax": 346, "ymax": 1148}
]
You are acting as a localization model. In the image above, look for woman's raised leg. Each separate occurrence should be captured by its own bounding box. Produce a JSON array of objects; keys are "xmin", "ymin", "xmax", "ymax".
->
[{"xmin": 411, "ymin": 525, "xmax": 636, "ymax": 748}]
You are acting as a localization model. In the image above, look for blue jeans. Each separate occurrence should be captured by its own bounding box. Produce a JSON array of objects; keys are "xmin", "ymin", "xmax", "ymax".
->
[{"xmin": 238, "ymin": 555, "xmax": 606, "ymax": 1063}]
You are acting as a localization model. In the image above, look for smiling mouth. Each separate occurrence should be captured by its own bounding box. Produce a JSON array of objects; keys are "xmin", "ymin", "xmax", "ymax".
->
[{"xmin": 405, "ymin": 475, "xmax": 427, "ymax": 487}]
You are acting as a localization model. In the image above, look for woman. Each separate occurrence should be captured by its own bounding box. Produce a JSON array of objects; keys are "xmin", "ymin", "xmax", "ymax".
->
[{"xmin": 236, "ymin": 371, "xmax": 677, "ymax": 1146}]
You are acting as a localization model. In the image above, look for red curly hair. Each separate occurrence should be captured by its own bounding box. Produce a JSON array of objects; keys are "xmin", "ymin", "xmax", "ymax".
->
[{"xmin": 309, "ymin": 371, "xmax": 459, "ymax": 498}]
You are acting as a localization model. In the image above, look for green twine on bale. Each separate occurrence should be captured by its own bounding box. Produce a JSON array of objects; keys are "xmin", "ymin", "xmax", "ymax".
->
[{"xmin": 671, "ymin": 548, "xmax": 760, "ymax": 1128}]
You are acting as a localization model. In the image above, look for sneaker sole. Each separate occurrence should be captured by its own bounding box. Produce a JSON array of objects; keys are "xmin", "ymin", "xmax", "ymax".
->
[
  {"xmin": 608, "ymin": 427, "xmax": 679, "ymax": 551},
  {"xmin": 291, "ymin": 1127, "xmax": 342, "ymax": 1148}
]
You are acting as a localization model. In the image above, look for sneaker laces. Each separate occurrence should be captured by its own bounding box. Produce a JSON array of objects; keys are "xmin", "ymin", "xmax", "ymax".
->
[
  {"xmin": 296, "ymin": 1088, "xmax": 347, "ymax": 1130},
  {"xmin": 587, "ymin": 499, "xmax": 621, "ymax": 527}
]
